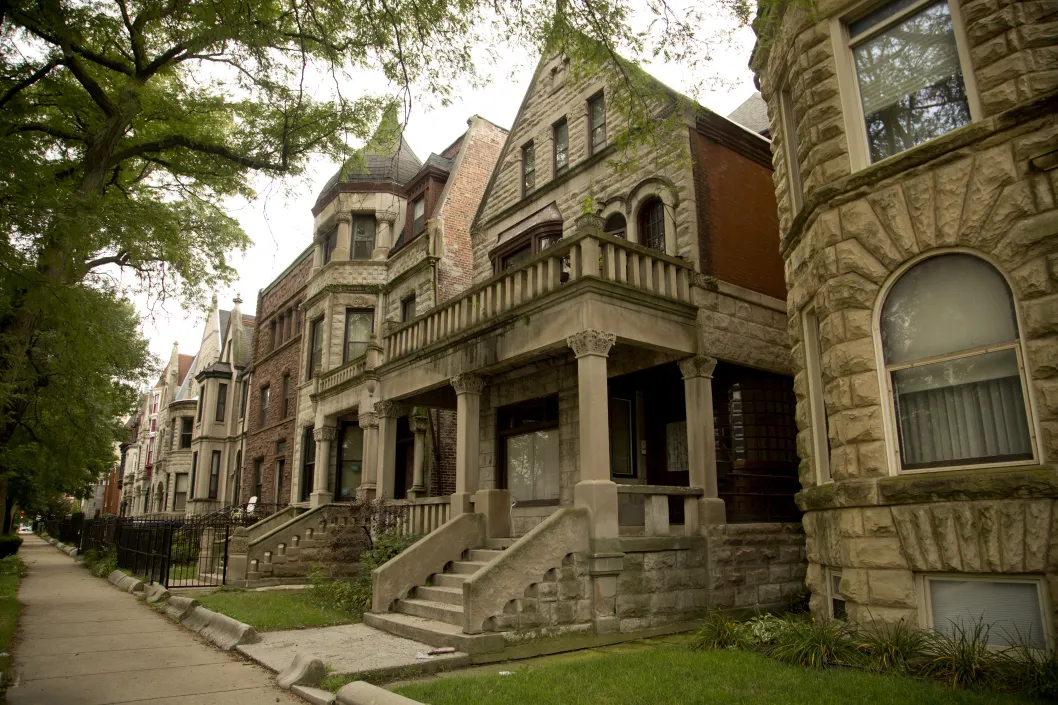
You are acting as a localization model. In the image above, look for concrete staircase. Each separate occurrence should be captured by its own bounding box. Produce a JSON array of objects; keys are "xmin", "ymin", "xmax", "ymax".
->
[{"xmin": 364, "ymin": 538, "xmax": 513, "ymax": 653}]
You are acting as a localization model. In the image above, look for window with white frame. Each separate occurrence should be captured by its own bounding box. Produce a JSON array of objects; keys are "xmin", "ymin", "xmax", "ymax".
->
[
  {"xmin": 343, "ymin": 309, "xmax": 373, "ymax": 363},
  {"xmin": 779, "ymin": 85, "xmax": 804, "ymax": 215},
  {"xmin": 588, "ymin": 92, "xmax": 606, "ymax": 154},
  {"xmin": 802, "ymin": 308, "xmax": 831, "ymax": 484},
  {"xmin": 352, "ymin": 215, "xmax": 376, "ymax": 259},
  {"xmin": 843, "ymin": 0, "xmax": 974, "ymax": 164},
  {"xmin": 925, "ymin": 576, "xmax": 1049, "ymax": 650},
  {"xmin": 880, "ymin": 254, "xmax": 1034, "ymax": 471},
  {"xmin": 827, "ymin": 569, "xmax": 846, "ymax": 619}
]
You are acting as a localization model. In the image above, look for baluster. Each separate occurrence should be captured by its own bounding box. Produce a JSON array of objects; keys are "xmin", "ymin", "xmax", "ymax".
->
[
  {"xmin": 569, "ymin": 242, "xmax": 582, "ymax": 281},
  {"xmin": 629, "ymin": 253, "xmax": 641, "ymax": 288},
  {"xmin": 676, "ymin": 268, "xmax": 689, "ymax": 301},
  {"xmin": 642, "ymin": 255, "xmax": 654, "ymax": 291},
  {"xmin": 645, "ymin": 495, "xmax": 670, "ymax": 537},
  {"xmin": 604, "ymin": 243, "xmax": 616, "ymax": 280},
  {"xmin": 616, "ymin": 247, "xmax": 628, "ymax": 284},
  {"xmin": 667, "ymin": 264, "xmax": 678, "ymax": 299}
]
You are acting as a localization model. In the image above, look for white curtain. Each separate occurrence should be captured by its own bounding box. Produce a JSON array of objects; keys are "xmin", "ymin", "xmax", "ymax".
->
[
  {"xmin": 930, "ymin": 579, "xmax": 1046, "ymax": 649},
  {"xmin": 507, "ymin": 430, "xmax": 559, "ymax": 502}
]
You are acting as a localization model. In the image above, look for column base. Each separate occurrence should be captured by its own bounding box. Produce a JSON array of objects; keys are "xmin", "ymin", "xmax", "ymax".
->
[
  {"xmin": 450, "ymin": 492, "xmax": 473, "ymax": 516},
  {"xmin": 698, "ymin": 497, "xmax": 726, "ymax": 526},
  {"xmin": 309, "ymin": 490, "xmax": 331, "ymax": 508},
  {"xmin": 574, "ymin": 480, "xmax": 619, "ymax": 540}
]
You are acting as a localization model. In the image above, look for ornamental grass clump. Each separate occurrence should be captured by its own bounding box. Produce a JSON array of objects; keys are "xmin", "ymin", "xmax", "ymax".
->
[
  {"xmin": 769, "ymin": 617, "xmax": 859, "ymax": 668},
  {"xmin": 995, "ymin": 641, "xmax": 1058, "ymax": 700},
  {"xmin": 854, "ymin": 618, "xmax": 931, "ymax": 675},
  {"xmin": 691, "ymin": 611, "xmax": 749, "ymax": 651},
  {"xmin": 921, "ymin": 620, "xmax": 1000, "ymax": 689}
]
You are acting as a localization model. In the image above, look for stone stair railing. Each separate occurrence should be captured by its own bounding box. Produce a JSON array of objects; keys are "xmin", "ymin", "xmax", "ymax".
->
[{"xmin": 390, "ymin": 496, "xmax": 452, "ymax": 536}]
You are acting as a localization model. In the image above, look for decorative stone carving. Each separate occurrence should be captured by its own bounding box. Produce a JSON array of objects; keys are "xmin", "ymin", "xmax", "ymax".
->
[
  {"xmin": 575, "ymin": 212, "xmax": 604, "ymax": 234},
  {"xmin": 567, "ymin": 329, "xmax": 616, "ymax": 358},
  {"xmin": 312, "ymin": 426, "xmax": 337, "ymax": 442},
  {"xmin": 451, "ymin": 373, "xmax": 486, "ymax": 395},
  {"xmin": 409, "ymin": 415, "xmax": 430, "ymax": 434},
  {"xmin": 336, "ymin": 213, "xmax": 352, "ymax": 224},
  {"xmin": 374, "ymin": 400, "xmax": 407, "ymax": 418},
  {"xmin": 357, "ymin": 411, "xmax": 379, "ymax": 429},
  {"xmin": 679, "ymin": 355, "xmax": 718, "ymax": 380}
]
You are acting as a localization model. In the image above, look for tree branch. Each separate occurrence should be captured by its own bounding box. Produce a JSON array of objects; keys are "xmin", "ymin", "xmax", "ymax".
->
[
  {"xmin": 11, "ymin": 122, "xmax": 86, "ymax": 142},
  {"xmin": 109, "ymin": 135, "xmax": 289, "ymax": 172},
  {"xmin": 0, "ymin": 59, "xmax": 62, "ymax": 109}
]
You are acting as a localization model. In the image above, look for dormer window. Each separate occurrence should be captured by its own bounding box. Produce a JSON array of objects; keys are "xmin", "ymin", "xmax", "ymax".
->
[
  {"xmin": 411, "ymin": 197, "xmax": 425, "ymax": 236},
  {"xmin": 352, "ymin": 215, "xmax": 376, "ymax": 259}
]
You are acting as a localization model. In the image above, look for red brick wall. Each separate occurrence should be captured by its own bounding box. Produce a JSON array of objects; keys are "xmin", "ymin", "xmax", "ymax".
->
[
  {"xmin": 692, "ymin": 131, "xmax": 786, "ymax": 301},
  {"xmin": 241, "ymin": 249, "xmax": 313, "ymax": 506},
  {"xmin": 436, "ymin": 118, "xmax": 508, "ymax": 303}
]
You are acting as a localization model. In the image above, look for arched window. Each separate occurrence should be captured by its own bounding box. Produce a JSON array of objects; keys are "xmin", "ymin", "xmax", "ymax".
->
[
  {"xmin": 880, "ymin": 254, "xmax": 1034, "ymax": 470},
  {"xmin": 638, "ymin": 199, "xmax": 665, "ymax": 252},
  {"xmin": 603, "ymin": 213, "xmax": 626, "ymax": 239}
]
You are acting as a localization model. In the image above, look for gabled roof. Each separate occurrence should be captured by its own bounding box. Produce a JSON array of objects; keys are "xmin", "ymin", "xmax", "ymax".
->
[{"xmin": 726, "ymin": 93, "xmax": 771, "ymax": 136}]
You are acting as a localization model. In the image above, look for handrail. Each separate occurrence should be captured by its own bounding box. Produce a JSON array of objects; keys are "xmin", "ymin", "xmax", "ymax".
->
[{"xmin": 382, "ymin": 230, "xmax": 694, "ymax": 362}]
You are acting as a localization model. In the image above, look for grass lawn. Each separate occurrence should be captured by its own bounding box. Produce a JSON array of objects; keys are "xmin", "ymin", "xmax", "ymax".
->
[
  {"xmin": 392, "ymin": 641, "xmax": 1043, "ymax": 705},
  {"xmin": 0, "ymin": 557, "xmax": 25, "ymax": 699},
  {"xmin": 196, "ymin": 588, "xmax": 358, "ymax": 631}
]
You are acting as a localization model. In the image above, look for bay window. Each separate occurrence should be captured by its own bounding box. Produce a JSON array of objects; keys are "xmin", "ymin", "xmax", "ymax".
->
[
  {"xmin": 321, "ymin": 227, "xmax": 338, "ymax": 264},
  {"xmin": 344, "ymin": 309, "xmax": 373, "ymax": 362},
  {"xmin": 352, "ymin": 215, "xmax": 376, "ymax": 259}
]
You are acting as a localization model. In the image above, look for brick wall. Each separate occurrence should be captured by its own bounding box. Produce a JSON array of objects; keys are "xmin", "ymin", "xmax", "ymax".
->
[{"xmin": 242, "ymin": 249, "xmax": 313, "ymax": 506}]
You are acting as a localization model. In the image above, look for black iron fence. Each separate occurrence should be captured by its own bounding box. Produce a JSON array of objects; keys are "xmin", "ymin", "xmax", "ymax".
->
[{"xmin": 42, "ymin": 513, "xmax": 85, "ymax": 546}]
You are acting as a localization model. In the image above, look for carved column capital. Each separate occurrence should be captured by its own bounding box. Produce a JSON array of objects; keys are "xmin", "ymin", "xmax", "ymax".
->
[
  {"xmin": 679, "ymin": 355, "xmax": 718, "ymax": 380},
  {"xmin": 357, "ymin": 411, "xmax": 379, "ymax": 429},
  {"xmin": 409, "ymin": 416, "xmax": 430, "ymax": 434},
  {"xmin": 567, "ymin": 329, "xmax": 616, "ymax": 358},
  {"xmin": 374, "ymin": 400, "xmax": 407, "ymax": 419},
  {"xmin": 451, "ymin": 373, "xmax": 486, "ymax": 396},
  {"xmin": 335, "ymin": 212, "xmax": 352, "ymax": 225},
  {"xmin": 313, "ymin": 426, "xmax": 337, "ymax": 442}
]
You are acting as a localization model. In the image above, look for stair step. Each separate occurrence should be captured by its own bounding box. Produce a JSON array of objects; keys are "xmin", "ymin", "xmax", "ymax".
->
[
  {"xmin": 396, "ymin": 598, "xmax": 464, "ymax": 626},
  {"xmin": 414, "ymin": 585, "xmax": 463, "ymax": 606},
  {"xmin": 466, "ymin": 549, "xmax": 504, "ymax": 562},
  {"xmin": 431, "ymin": 573, "xmax": 468, "ymax": 589},
  {"xmin": 485, "ymin": 538, "xmax": 515, "ymax": 550},
  {"xmin": 364, "ymin": 612, "xmax": 504, "ymax": 655},
  {"xmin": 449, "ymin": 560, "xmax": 487, "ymax": 575}
]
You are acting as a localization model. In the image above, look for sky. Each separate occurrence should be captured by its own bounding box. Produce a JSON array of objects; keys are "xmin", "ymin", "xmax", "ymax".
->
[{"xmin": 139, "ymin": 14, "xmax": 761, "ymax": 369}]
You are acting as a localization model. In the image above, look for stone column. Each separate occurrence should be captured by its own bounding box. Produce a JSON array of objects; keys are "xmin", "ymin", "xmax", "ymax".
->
[
  {"xmin": 357, "ymin": 411, "xmax": 379, "ymax": 500},
  {"xmin": 375, "ymin": 401, "xmax": 405, "ymax": 499},
  {"xmin": 451, "ymin": 373, "xmax": 485, "ymax": 515},
  {"xmin": 373, "ymin": 214, "xmax": 395, "ymax": 260},
  {"xmin": 568, "ymin": 329, "xmax": 623, "ymax": 635},
  {"xmin": 311, "ymin": 229, "xmax": 325, "ymax": 276},
  {"xmin": 334, "ymin": 213, "xmax": 352, "ymax": 261},
  {"xmin": 679, "ymin": 355, "xmax": 725, "ymax": 526},
  {"xmin": 409, "ymin": 414, "xmax": 429, "ymax": 499},
  {"xmin": 309, "ymin": 425, "xmax": 336, "ymax": 508}
]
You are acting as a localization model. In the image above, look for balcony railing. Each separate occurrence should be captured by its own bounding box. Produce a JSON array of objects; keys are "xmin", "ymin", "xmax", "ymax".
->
[
  {"xmin": 317, "ymin": 356, "xmax": 368, "ymax": 393},
  {"xmin": 390, "ymin": 496, "xmax": 451, "ymax": 536},
  {"xmin": 383, "ymin": 231, "xmax": 694, "ymax": 362},
  {"xmin": 617, "ymin": 485, "xmax": 704, "ymax": 537}
]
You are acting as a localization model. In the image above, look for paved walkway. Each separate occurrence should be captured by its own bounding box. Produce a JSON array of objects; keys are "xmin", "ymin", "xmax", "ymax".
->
[{"xmin": 8, "ymin": 534, "xmax": 297, "ymax": 705}]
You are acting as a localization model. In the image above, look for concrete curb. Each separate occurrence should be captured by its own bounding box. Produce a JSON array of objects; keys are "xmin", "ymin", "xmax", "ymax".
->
[
  {"xmin": 277, "ymin": 653, "xmax": 326, "ymax": 690},
  {"xmin": 336, "ymin": 682, "xmax": 424, "ymax": 705},
  {"xmin": 144, "ymin": 582, "xmax": 171, "ymax": 604},
  {"xmin": 165, "ymin": 595, "xmax": 199, "ymax": 621},
  {"xmin": 178, "ymin": 605, "xmax": 261, "ymax": 651},
  {"xmin": 291, "ymin": 685, "xmax": 336, "ymax": 705}
]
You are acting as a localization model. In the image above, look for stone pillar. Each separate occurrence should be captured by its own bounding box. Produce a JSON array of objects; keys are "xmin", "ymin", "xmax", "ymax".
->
[
  {"xmin": 451, "ymin": 373, "xmax": 485, "ymax": 515},
  {"xmin": 309, "ymin": 425, "xmax": 336, "ymax": 508},
  {"xmin": 311, "ymin": 229, "xmax": 324, "ymax": 276},
  {"xmin": 334, "ymin": 213, "xmax": 352, "ymax": 261},
  {"xmin": 409, "ymin": 414, "xmax": 429, "ymax": 499},
  {"xmin": 375, "ymin": 401, "xmax": 405, "ymax": 499},
  {"xmin": 357, "ymin": 411, "xmax": 379, "ymax": 500},
  {"xmin": 373, "ymin": 214, "xmax": 395, "ymax": 260},
  {"xmin": 679, "ymin": 355, "xmax": 725, "ymax": 526}
]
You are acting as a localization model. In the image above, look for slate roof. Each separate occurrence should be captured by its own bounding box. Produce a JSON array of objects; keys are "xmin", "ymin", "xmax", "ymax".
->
[{"xmin": 726, "ymin": 92, "xmax": 771, "ymax": 136}]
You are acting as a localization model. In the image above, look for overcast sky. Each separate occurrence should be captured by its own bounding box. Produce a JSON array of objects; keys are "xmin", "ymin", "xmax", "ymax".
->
[{"xmin": 139, "ymin": 17, "xmax": 760, "ymax": 371}]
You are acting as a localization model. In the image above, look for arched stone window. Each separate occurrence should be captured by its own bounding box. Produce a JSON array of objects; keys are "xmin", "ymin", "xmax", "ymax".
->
[
  {"xmin": 603, "ymin": 213, "xmax": 626, "ymax": 239},
  {"xmin": 879, "ymin": 253, "xmax": 1034, "ymax": 471},
  {"xmin": 637, "ymin": 198, "xmax": 665, "ymax": 252}
]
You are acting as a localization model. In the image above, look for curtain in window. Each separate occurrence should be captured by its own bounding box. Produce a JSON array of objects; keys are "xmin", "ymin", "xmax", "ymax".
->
[
  {"xmin": 338, "ymin": 425, "xmax": 364, "ymax": 499},
  {"xmin": 353, "ymin": 217, "xmax": 376, "ymax": 259},
  {"xmin": 506, "ymin": 430, "xmax": 559, "ymax": 502},
  {"xmin": 930, "ymin": 580, "xmax": 1046, "ymax": 649},
  {"xmin": 345, "ymin": 311, "xmax": 372, "ymax": 362}
]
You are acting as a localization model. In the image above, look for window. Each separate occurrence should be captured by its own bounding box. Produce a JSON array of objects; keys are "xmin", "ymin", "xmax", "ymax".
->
[
  {"xmin": 352, "ymin": 215, "xmax": 376, "ymax": 259},
  {"xmin": 638, "ymin": 198, "xmax": 666, "ymax": 252},
  {"xmin": 553, "ymin": 119, "xmax": 569, "ymax": 176},
  {"xmin": 603, "ymin": 213, "xmax": 626, "ymax": 239},
  {"xmin": 196, "ymin": 388, "xmax": 205, "ymax": 423},
  {"xmin": 281, "ymin": 374, "xmax": 291, "ymax": 419},
  {"xmin": 880, "ymin": 254, "xmax": 1034, "ymax": 471},
  {"xmin": 259, "ymin": 385, "xmax": 270, "ymax": 428},
  {"xmin": 275, "ymin": 440, "xmax": 286, "ymax": 503},
  {"xmin": 344, "ymin": 309, "xmax": 373, "ymax": 362},
  {"xmin": 336, "ymin": 423, "xmax": 364, "ymax": 500},
  {"xmin": 401, "ymin": 296, "xmax": 416, "ymax": 323},
  {"xmin": 321, "ymin": 227, "xmax": 338, "ymax": 264},
  {"xmin": 208, "ymin": 450, "xmax": 221, "ymax": 499},
  {"xmin": 215, "ymin": 382, "xmax": 227, "ymax": 422},
  {"xmin": 802, "ymin": 309, "xmax": 831, "ymax": 483},
  {"xmin": 779, "ymin": 86, "xmax": 804, "ymax": 215},
  {"xmin": 498, "ymin": 396, "xmax": 560, "ymax": 504},
  {"xmin": 190, "ymin": 452, "xmax": 198, "ymax": 500},
  {"xmin": 308, "ymin": 318, "xmax": 324, "ymax": 376},
  {"xmin": 609, "ymin": 397, "xmax": 635, "ymax": 478},
  {"xmin": 253, "ymin": 458, "xmax": 264, "ymax": 499},
  {"xmin": 925, "ymin": 576, "xmax": 1048, "ymax": 650},
  {"xmin": 588, "ymin": 92, "xmax": 606, "ymax": 154},
  {"xmin": 522, "ymin": 142, "xmax": 536, "ymax": 194},
  {"xmin": 844, "ymin": 0, "xmax": 973, "ymax": 164},
  {"xmin": 410, "ymin": 197, "xmax": 425, "ymax": 236},
  {"xmin": 501, "ymin": 244, "xmax": 533, "ymax": 271},
  {"xmin": 828, "ymin": 569, "xmax": 846, "ymax": 619},
  {"xmin": 173, "ymin": 473, "xmax": 188, "ymax": 512},
  {"xmin": 239, "ymin": 382, "xmax": 248, "ymax": 420},
  {"xmin": 180, "ymin": 417, "xmax": 193, "ymax": 449},
  {"xmin": 301, "ymin": 427, "xmax": 315, "ymax": 501},
  {"xmin": 291, "ymin": 306, "xmax": 299, "ymax": 336},
  {"xmin": 493, "ymin": 225, "xmax": 564, "ymax": 273}
]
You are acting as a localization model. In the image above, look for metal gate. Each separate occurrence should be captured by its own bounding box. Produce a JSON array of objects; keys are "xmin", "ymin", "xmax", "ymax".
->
[{"xmin": 166, "ymin": 518, "xmax": 231, "ymax": 588}]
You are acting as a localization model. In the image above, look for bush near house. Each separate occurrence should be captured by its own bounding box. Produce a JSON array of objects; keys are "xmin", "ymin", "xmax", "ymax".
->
[
  {"xmin": 81, "ymin": 547, "xmax": 118, "ymax": 578},
  {"xmin": 307, "ymin": 531, "xmax": 421, "ymax": 617},
  {"xmin": 0, "ymin": 534, "xmax": 23, "ymax": 558}
]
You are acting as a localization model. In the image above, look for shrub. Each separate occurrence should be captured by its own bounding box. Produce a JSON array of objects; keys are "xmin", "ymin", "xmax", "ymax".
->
[
  {"xmin": 995, "ymin": 641, "xmax": 1058, "ymax": 700},
  {"xmin": 692, "ymin": 611, "xmax": 749, "ymax": 651},
  {"xmin": 307, "ymin": 530, "xmax": 421, "ymax": 617},
  {"xmin": 854, "ymin": 618, "xmax": 930, "ymax": 675},
  {"xmin": 770, "ymin": 617, "xmax": 858, "ymax": 668},
  {"xmin": 82, "ymin": 546, "xmax": 118, "ymax": 578},
  {"xmin": 0, "ymin": 534, "xmax": 23, "ymax": 558},
  {"xmin": 922, "ymin": 619, "xmax": 1000, "ymax": 689}
]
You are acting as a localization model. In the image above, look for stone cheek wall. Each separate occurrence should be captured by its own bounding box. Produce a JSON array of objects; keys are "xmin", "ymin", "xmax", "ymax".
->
[
  {"xmin": 704, "ymin": 524, "xmax": 808, "ymax": 613},
  {"xmin": 805, "ymin": 498, "xmax": 1058, "ymax": 626},
  {"xmin": 615, "ymin": 540, "xmax": 710, "ymax": 632},
  {"xmin": 484, "ymin": 553, "xmax": 594, "ymax": 642}
]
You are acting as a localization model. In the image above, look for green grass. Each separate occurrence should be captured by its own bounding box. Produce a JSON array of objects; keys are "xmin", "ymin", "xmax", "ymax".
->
[
  {"xmin": 392, "ymin": 643, "xmax": 1044, "ymax": 705},
  {"xmin": 0, "ymin": 556, "xmax": 25, "ymax": 698},
  {"xmin": 196, "ymin": 588, "xmax": 359, "ymax": 631}
]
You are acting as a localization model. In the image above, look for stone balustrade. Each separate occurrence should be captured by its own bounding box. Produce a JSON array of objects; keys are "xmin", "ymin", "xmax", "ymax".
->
[
  {"xmin": 383, "ymin": 231, "xmax": 694, "ymax": 362},
  {"xmin": 390, "ymin": 496, "xmax": 451, "ymax": 536},
  {"xmin": 616, "ymin": 485, "xmax": 704, "ymax": 537},
  {"xmin": 317, "ymin": 357, "xmax": 369, "ymax": 393}
]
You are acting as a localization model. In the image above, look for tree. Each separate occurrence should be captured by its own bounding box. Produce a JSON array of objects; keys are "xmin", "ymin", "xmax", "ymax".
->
[{"xmin": 0, "ymin": 0, "xmax": 747, "ymax": 508}]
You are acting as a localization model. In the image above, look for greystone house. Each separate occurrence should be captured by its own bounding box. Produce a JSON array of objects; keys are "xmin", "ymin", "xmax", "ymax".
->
[
  {"xmin": 751, "ymin": 0, "xmax": 1058, "ymax": 649},
  {"xmin": 227, "ymin": 53, "xmax": 811, "ymax": 654}
]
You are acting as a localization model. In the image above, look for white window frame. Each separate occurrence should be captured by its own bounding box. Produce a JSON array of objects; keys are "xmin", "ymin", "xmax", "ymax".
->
[
  {"xmin": 779, "ymin": 84, "xmax": 804, "ymax": 216},
  {"xmin": 826, "ymin": 568, "xmax": 846, "ymax": 619},
  {"xmin": 918, "ymin": 573, "xmax": 1054, "ymax": 652},
  {"xmin": 872, "ymin": 249, "xmax": 1041, "ymax": 476},
  {"xmin": 801, "ymin": 306, "xmax": 831, "ymax": 485},
  {"xmin": 830, "ymin": 0, "xmax": 982, "ymax": 173}
]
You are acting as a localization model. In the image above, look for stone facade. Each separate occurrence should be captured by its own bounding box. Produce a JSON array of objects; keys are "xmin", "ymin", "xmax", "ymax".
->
[{"xmin": 751, "ymin": 0, "xmax": 1058, "ymax": 635}]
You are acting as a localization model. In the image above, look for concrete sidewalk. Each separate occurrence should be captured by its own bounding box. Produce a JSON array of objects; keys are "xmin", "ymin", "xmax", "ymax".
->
[{"xmin": 8, "ymin": 534, "xmax": 297, "ymax": 705}]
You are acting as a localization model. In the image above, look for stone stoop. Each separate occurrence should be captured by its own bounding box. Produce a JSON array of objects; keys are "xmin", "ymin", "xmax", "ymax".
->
[{"xmin": 364, "ymin": 540, "xmax": 514, "ymax": 654}]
